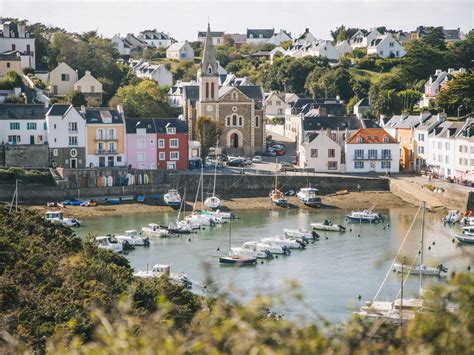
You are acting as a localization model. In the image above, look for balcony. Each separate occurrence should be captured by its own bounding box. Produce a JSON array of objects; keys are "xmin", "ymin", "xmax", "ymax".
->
[
  {"xmin": 95, "ymin": 136, "xmax": 118, "ymax": 141},
  {"xmin": 354, "ymin": 156, "xmax": 392, "ymax": 161},
  {"xmin": 96, "ymin": 149, "xmax": 118, "ymax": 155}
]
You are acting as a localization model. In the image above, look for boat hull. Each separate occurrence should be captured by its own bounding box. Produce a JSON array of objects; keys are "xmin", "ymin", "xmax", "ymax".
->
[
  {"xmin": 219, "ymin": 256, "xmax": 257, "ymax": 266},
  {"xmin": 393, "ymin": 263, "xmax": 442, "ymax": 276},
  {"xmin": 346, "ymin": 215, "xmax": 380, "ymax": 223},
  {"xmin": 455, "ymin": 234, "xmax": 474, "ymax": 243}
]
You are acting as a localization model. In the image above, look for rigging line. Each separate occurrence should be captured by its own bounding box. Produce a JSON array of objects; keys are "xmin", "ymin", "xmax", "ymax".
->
[
  {"xmin": 372, "ymin": 204, "xmax": 422, "ymax": 302},
  {"xmin": 279, "ymin": 175, "xmax": 294, "ymax": 190},
  {"xmin": 395, "ymin": 247, "xmax": 422, "ymax": 300}
]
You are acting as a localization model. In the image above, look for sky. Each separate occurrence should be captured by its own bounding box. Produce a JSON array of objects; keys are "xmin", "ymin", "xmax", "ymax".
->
[{"xmin": 0, "ymin": 0, "xmax": 472, "ymax": 41}]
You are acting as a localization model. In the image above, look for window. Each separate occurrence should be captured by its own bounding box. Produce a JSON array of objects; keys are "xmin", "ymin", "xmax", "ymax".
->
[
  {"xmin": 10, "ymin": 122, "xmax": 20, "ymax": 130},
  {"xmin": 380, "ymin": 50, "xmax": 383, "ymax": 56},
  {"xmin": 68, "ymin": 122, "xmax": 77, "ymax": 132},
  {"xmin": 54, "ymin": 124, "xmax": 57, "ymax": 129},
  {"xmin": 6, "ymin": 62, "xmax": 10, "ymax": 68},
  {"xmin": 97, "ymin": 142, "xmax": 104, "ymax": 152},
  {"xmin": 328, "ymin": 149, "xmax": 335, "ymax": 158},
  {"xmin": 331, "ymin": 133, "xmax": 337, "ymax": 141},
  {"xmin": 170, "ymin": 139, "xmax": 179, "ymax": 148},
  {"xmin": 137, "ymin": 128, "xmax": 146, "ymax": 135},
  {"xmin": 311, "ymin": 149, "xmax": 318, "ymax": 158},
  {"xmin": 354, "ymin": 161, "xmax": 364, "ymax": 169},
  {"xmin": 355, "ymin": 149, "xmax": 364, "ymax": 159},
  {"xmin": 409, "ymin": 137, "xmax": 412, "ymax": 145},
  {"xmin": 91, "ymin": 86, "xmax": 95, "ymax": 93},
  {"xmin": 8, "ymin": 136, "xmax": 20, "ymax": 144},
  {"xmin": 69, "ymin": 136, "xmax": 78, "ymax": 146},
  {"xmin": 137, "ymin": 139, "xmax": 145, "ymax": 149},
  {"xmin": 53, "ymin": 149, "xmax": 58, "ymax": 156},
  {"xmin": 389, "ymin": 42, "xmax": 394, "ymax": 47},
  {"xmin": 70, "ymin": 149, "xmax": 77, "ymax": 157},
  {"xmin": 170, "ymin": 151, "xmax": 179, "ymax": 160},
  {"xmin": 26, "ymin": 44, "xmax": 31, "ymax": 54},
  {"xmin": 328, "ymin": 161, "xmax": 337, "ymax": 170},
  {"xmin": 61, "ymin": 73, "xmax": 70, "ymax": 81},
  {"xmin": 211, "ymin": 83, "xmax": 215, "ymax": 99},
  {"xmin": 438, "ymin": 142, "xmax": 442, "ymax": 149},
  {"xmin": 108, "ymin": 128, "xmax": 116, "ymax": 140},
  {"xmin": 226, "ymin": 117, "xmax": 230, "ymax": 126},
  {"xmin": 381, "ymin": 161, "xmax": 391, "ymax": 169},
  {"xmin": 205, "ymin": 82, "xmax": 209, "ymax": 99},
  {"xmin": 445, "ymin": 156, "xmax": 449, "ymax": 163},
  {"xmin": 231, "ymin": 91, "xmax": 238, "ymax": 100},
  {"xmin": 357, "ymin": 136, "xmax": 363, "ymax": 143},
  {"xmin": 445, "ymin": 142, "xmax": 450, "ymax": 150},
  {"xmin": 368, "ymin": 149, "xmax": 377, "ymax": 159},
  {"xmin": 158, "ymin": 139, "xmax": 165, "ymax": 148},
  {"xmin": 232, "ymin": 115, "xmax": 237, "ymax": 126},
  {"xmin": 239, "ymin": 116, "xmax": 242, "ymax": 126},
  {"xmin": 255, "ymin": 116, "xmax": 260, "ymax": 128},
  {"xmin": 166, "ymin": 127, "xmax": 176, "ymax": 134},
  {"xmin": 109, "ymin": 142, "xmax": 115, "ymax": 151},
  {"xmin": 96, "ymin": 128, "xmax": 104, "ymax": 140},
  {"xmin": 276, "ymin": 100, "xmax": 281, "ymax": 106},
  {"xmin": 27, "ymin": 122, "xmax": 37, "ymax": 130},
  {"xmin": 267, "ymin": 101, "xmax": 272, "ymax": 106},
  {"xmin": 438, "ymin": 154, "xmax": 442, "ymax": 162},
  {"xmin": 159, "ymin": 152, "xmax": 165, "ymax": 160},
  {"xmin": 137, "ymin": 152, "xmax": 145, "ymax": 162}
]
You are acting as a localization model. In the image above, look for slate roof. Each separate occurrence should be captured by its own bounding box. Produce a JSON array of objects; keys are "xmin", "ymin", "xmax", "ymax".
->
[
  {"xmin": 443, "ymin": 29, "xmax": 461, "ymax": 41},
  {"xmin": 183, "ymin": 85, "xmax": 199, "ymax": 101},
  {"xmin": 198, "ymin": 31, "xmax": 224, "ymax": 38},
  {"xmin": 46, "ymin": 104, "xmax": 70, "ymax": 116},
  {"xmin": 82, "ymin": 107, "xmax": 124, "ymax": 124},
  {"xmin": 355, "ymin": 97, "xmax": 370, "ymax": 108},
  {"xmin": 167, "ymin": 41, "xmax": 189, "ymax": 51},
  {"xmin": 125, "ymin": 118, "xmax": 156, "ymax": 134},
  {"xmin": 384, "ymin": 114, "xmax": 424, "ymax": 129},
  {"xmin": 363, "ymin": 119, "xmax": 379, "ymax": 128},
  {"xmin": 431, "ymin": 121, "xmax": 464, "ymax": 138},
  {"xmin": 247, "ymin": 29, "xmax": 274, "ymax": 39},
  {"xmin": 346, "ymin": 128, "xmax": 397, "ymax": 144},
  {"xmin": 303, "ymin": 115, "xmax": 364, "ymax": 131},
  {"xmin": 153, "ymin": 118, "xmax": 188, "ymax": 133},
  {"xmin": 304, "ymin": 132, "xmax": 319, "ymax": 143},
  {"xmin": 0, "ymin": 104, "xmax": 47, "ymax": 120}
]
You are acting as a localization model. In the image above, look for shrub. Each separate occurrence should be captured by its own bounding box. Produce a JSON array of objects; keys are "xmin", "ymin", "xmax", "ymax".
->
[{"xmin": 0, "ymin": 168, "xmax": 55, "ymax": 185}]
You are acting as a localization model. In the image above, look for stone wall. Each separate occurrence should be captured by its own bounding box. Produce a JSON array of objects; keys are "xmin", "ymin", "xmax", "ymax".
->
[{"xmin": 4, "ymin": 144, "xmax": 49, "ymax": 168}]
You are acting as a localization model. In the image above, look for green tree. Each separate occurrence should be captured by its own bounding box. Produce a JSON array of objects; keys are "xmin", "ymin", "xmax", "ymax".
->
[
  {"xmin": 69, "ymin": 90, "xmax": 86, "ymax": 106},
  {"xmin": 372, "ymin": 88, "xmax": 403, "ymax": 116},
  {"xmin": 398, "ymin": 88, "xmax": 422, "ymax": 113},
  {"xmin": 436, "ymin": 71, "xmax": 474, "ymax": 115},
  {"xmin": 195, "ymin": 116, "xmax": 222, "ymax": 158},
  {"xmin": 422, "ymin": 26, "xmax": 446, "ymax": 50},
  {"xmin": 400, "ymin": 40, "xmax": 448, "ymax": 83},
  {"xmin": 109, "ymin": 80, "xmax": 174, "ymax": 118}
]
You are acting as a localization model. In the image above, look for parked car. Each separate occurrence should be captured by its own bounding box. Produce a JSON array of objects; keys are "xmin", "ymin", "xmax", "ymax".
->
[
  {"xmin": 243, "ymin": 158, "xmax": 253, "ymax": 166},
  {"xmin": 262, "ymin": 150, "xmax": 276, "ymax": 157},
  {"xmin": 227, "ymin": 159, "xmax": 245, "ymax": 167},
  {"xmin": 252, "ymin": 155, "xmax": 263, "ymax": 163},
  {"xmin": 279, "ymin": 163, "xmax": 296, "ymax": 172},
  {"xmin": 274, "ymin": 149, "xmax": 286, "ymax": 156}
]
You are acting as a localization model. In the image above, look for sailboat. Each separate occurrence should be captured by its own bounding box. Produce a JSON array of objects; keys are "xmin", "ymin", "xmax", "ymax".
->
[
  {"xmin": 205, "ymin": 143, "xmax": 221, "ymax": 209},
  {"xmin": 269, "ymin": 158, "xmax": 289, "ymax": 208},
  {"xmin": 219, "ymin": 218, "xmax": 257, "ymax": 266},
  {"xmin": 393, "ymin": 203, "xmax": 448, "ymax": 277},
  {"xmin": 355, "ymin": 202, "xmax": 435, "ymax": 323},
  {"xmin": 168, "ymin": 187, "xmax": 193, "ymax": 234}
]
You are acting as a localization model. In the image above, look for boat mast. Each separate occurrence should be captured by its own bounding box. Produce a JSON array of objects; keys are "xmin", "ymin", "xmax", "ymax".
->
[
  {"xmin": 275, "ymin": 157, "xmax": 278, "ymax": 191},
  {"xmin": 229, "ymin": 217, "xmax": 232, "ymax": 252},
  {"xmin": 201, "ymin": 163, "xmax": 204, "ymax": 205},
  {"xmin": 212, "ymin": 141, "xmax": 218, "ymax": 197},
  {"xmin": 193, "ymin": 172, "xmax": 201, "ymax": 212},
  {"xmin": 400, "ymin": 262, "xmax": 404, "ymax": 327},
  {"xmin": 420, "ymin": 201, "xmax": 426, "ymax": 297}
]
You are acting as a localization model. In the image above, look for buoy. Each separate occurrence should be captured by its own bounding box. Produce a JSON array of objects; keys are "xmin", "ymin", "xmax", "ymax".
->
[
  {"xmin": 383, "ymin": 227, "xmax": 386, "ymax": 230},
  {"xmin": 357, "ymin": 233, "xmax": 360, "ymax": 237},
  {"xmin": 275, "ymin": 255, "xmax": 278, "ymax": 259},
  {"xmin": 432, "ymin": 241, "xmax": 436, "ymax": 245},
  {"xmin": 261, "ymin": 261, "xmax": 264, "ymax": 264},
  {"xmin": 387, "ymin": 224, "xmax": 390, "ymax": 227},
  {"xmin": 393, "ymin": 268, "xmax": 396, "ymax": 272},
  {"xmin": 187, "ymin": 238, "xmax": 191, "ymax": 242},
  {"xmin": 428, "ymin": 246, "xmax": 431, "ymax": 250},
  {"xmin": 357, "ymin": 294, "xmax": 362, "ymax": 300},
  {"xmin": 349, "ymin": 228, "xmax": 352, "ymax": 232},
  {"xmin": 325, "ymin": 237, "xmax": 328, "ymax": 240},
  {"xmin": 468, "ymin": 265, "xmax": 471, "ymax": 271},
  {"xmin": 452, "ymin": 238, "xmax": 455, "ymax": 243}
]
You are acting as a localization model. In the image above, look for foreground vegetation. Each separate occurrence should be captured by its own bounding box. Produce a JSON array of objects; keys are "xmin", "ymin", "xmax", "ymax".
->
[{"xmin": 0, "ymin": 208, "xmax": 473, "ymax": 354}]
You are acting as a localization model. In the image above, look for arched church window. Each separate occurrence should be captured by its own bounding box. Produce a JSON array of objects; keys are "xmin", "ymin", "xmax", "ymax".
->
[
  {"xmin": 239, "ymin": 116, "xmax": 243, "ymax": 126},
  {"xmin": 226, "ymin": 117, "xmax": 230, "ymax": 126},
  {"xmin": 232, "ymin": 114, "xmax": 237, "ymax": 126},
  {"xmin": 231, "ymin": 91, "xmax": 238, "ymax": 100},
  {"xmin": 255, "ymin": 116, "xmax": 260, "ymax": 128},
  {"xmin": 205, "ymin": 82, "xmax": 209, "ymax": 99},
  {"xmin": 208, "ymin": 65, "xmax": 212, "ymax": 74},
  {"xmin": 211, "ymin": 83, "xmax": 215, "ymax": 99}
]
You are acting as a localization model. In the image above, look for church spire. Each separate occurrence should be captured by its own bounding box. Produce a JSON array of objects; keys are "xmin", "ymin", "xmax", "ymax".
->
[{"xmin": 201, "ymin": 23, "xmax": 218, "ymax": 77}]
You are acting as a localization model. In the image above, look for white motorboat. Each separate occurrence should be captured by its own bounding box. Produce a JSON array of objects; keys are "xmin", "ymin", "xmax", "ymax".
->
[
  {"xmin": 177, "ymin": 219, "xmax": 201, "ymax": 230},
  {"xmin": 184, "ymin": 212, "xmax": 218, "ymax": 227},
  {"xmin": 45, "ymin": 211, "xmax": 81, "ymax": 227},
  {"xmin": 167, "ymin": 222, "xmax": 193, "ymax": 234},
  {"xmin": 455, "ymin": 226, "xmax": 474, "ymax": 243},
  {"xmin": 296, "ymin": 187, "xmax": 321, "ymax": 207},
  {"xmin": 141, "ymin": 223, "xmax": 170, "ymax": 237},
  {"xmin": 443, "ymin": 210, "xmax": 460, "ymax": 224},
  {"xmin": 204, "ymin": 195, "xmax": 221, "ymax": 209},
  {"xmin": 261, "ymin": 236, "xmax": 303, "ymax": 249},
  {"xmin": 284, "ymin": 228, "xmax": 319, "ymax": 242},
  {"xmin": 346, "ymin": 209, "xmax": 384, "ymax": 223},
  {"xmin": 461, "ymin": 215, "xmax": 474, "ymax": 226},
  {"xmin": 163, "ymin": 189, "xmax": 182, "ymax": 208},
  {"xmin": 201, "ymin": 209, "xmax": 234, "ymax": 220},
  {"xmin": 96, "ymin": 236, "xmax": 123, "ymax": 253},
  {"xmin": 311, "ymin": 220, "xmax": 346, "ymax": 232},
  {"xmin": 230, "ymin": 246, "xmax": 272, "ymax": 259},
  {"xmin": 242, "ymin": 241, "xmax": 290, "ymax": 255},
  {"xmin": 134, "ymin": 264, "xmax": 192, "ymax": 288},
  {"xmin": 115, "ymin": 230, "xmax": 150, "ymax": 247},
  {"xmin": 219, "ymin": 219, "xmax": 257, "ymax": 266},
  {"xmin": 393, "ymin": 263, "xmax": 447, "ymax": 276}
]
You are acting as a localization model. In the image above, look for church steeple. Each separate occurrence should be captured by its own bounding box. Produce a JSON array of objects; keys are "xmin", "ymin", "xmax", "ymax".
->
[{"xmin": 201, "ymin": 23, "xmax": 218, "ymax": 77}]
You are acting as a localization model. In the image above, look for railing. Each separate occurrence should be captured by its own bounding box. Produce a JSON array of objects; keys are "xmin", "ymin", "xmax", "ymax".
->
[
  {"xmin": 354, "ymin": 156, "xmax": 392, "ymax": 161},
  {"xmin": 95, "ymin": 136, "xmax": 118, "ymax": 141},
  {"xmin": 96, "ymin": 149, "xmax": 118, "ymax": 154}
]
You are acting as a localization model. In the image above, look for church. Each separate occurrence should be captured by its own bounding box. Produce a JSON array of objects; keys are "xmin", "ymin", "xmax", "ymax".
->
[{"xmin": 182, "ymin": 24, "xmax": 266, "ymax": 156}]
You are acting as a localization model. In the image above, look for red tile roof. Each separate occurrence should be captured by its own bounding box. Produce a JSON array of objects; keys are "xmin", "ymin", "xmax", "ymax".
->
[{"xmin": 346, "ymin": 128, "xmax": 397, "ymax": 144}]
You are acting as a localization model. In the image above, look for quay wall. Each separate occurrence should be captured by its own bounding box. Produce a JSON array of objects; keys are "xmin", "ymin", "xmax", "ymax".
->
[{"xmin": 0, "ymin": 168, "xmax": 390, "ymax": 203}]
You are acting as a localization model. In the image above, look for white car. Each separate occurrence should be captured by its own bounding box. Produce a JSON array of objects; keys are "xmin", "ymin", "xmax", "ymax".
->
[{"xmin": 252, "ymin": 156, "xmax": 263, "ymax": 163}]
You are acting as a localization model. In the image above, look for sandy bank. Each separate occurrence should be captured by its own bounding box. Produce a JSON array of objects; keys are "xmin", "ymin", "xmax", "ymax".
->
[{"xmin": 30, "ymin": 191, "xmax": 428, "ymax": 219}]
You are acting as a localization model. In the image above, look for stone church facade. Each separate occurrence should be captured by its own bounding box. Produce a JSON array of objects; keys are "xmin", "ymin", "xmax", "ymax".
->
[{"xmin": 182, "ymin": 24, "xmax": 265, "ymax": 155}]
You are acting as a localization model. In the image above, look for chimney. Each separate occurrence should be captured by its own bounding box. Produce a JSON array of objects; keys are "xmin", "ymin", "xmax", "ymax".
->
[
  {"xmin": 435, "ymin": 69, "xmax": 442, "ymax": 75},
  {"xmin": 18, "ymin": 23, "xmax": 26, "ymax": 38},
  {"xmin": 117, "ymin": 104, "xmax": 124, "ymax": 116},
  {"xmin": 80, "ymin": 105, "xmax": 86, "ymax": 114},
  {"xmin": 3, "ymin": 22, "xmax": 10, "ymax": 37},
  {"xmin": 437, "ymin": 112, "xmax": 446, "ymax": 122}
]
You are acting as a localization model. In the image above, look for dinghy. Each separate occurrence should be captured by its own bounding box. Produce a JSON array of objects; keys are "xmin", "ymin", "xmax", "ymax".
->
[{"xmin": 311, "ymin": 220, "xmax": 346, "ymax": 232}]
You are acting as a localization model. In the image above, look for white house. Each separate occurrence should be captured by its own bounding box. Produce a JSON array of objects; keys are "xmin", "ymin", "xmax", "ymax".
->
[
  {"xmin": 299, "ymin": 131, "xmax": 344, "ymax": 172},
  {"xmin": 414, "ymin": 113, "xmax": 445, "ymax": 171},
  {"xmin": 167, "ymin": 80, "xmax": 198, "ymax": 108},
  {"xmin": 0, "ymin": 20, "xmax": 36, "ymax": 69},
  {"xmin": 453, "ymin": 118, "xmax": 474, "ymax": 182},
  {"xmin": 48, "ymin": 62, "xmax": 78, "ymax": 96},
  {"xmin": 420, "ymin": 68, "xmax": 466, "ymax": 108},
  {"xmin": 265, "ymin": 92, "xmax": 286, "ymax": 118},
  {"xmin": 335, "ymin": 40, "xmax": 353, "ymax": 57},
  {"xmin": 306, "ymin": 40, "xmax": 339, "ymax": 61},
  {"xmin": 197, "ymin": 30, "xmax": 225, "ymax": 45},
  {"xmin": 426, "ymin": 121, "xmax": 465, "ymax": 179},
  {"xmin": 298, "ymin": 28, "xmax": 316, "ymax": 42},
  {"xmin": 345, "ymin": 128, "xmax": 400, "ymax": 173},
  {"xmin": 74, "ymin": 71, "xmax": 103, "ymax": 105},
  {"xmin": 111, "ymin": 34, "xmax": 131, "ymax": 55},
  {"xmin": 350, "ymin": 28, "xmax": 380, "ymax": 49},
  {"xmin": 132, "ymin": 60, "xmax": 173, "ymax": 86},
  {"xmin": 139, "ymin": 30, "xmax": 174, "ymax": 48},
  {"xmin": 46, "ymin": 104, "xmax": 87, "ymax": 168},
  {"xmin": 0, "ymin": 103, "xmax": 48, "ymax": 145},
  {"xmin": 246, "ymin": 29, "xmax": 275, "ymax": 44},
  {"xmin": 166, "ymin": 41, "xmax": 194, "ymax": 61},
  {"xmin": 267, "ymin": 29, "xmax": 292, "ymax": 46},
  {"xmin": 367, "ymin": 33, "xmax": 406, "ymax": 58},
  {"xmin": 269, "ymin": 46, "xmax": 286, "ymax": 63}
]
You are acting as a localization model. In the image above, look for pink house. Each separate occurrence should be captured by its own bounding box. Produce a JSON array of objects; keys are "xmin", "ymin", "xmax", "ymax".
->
[{"xmin": 125, "ymin": 118, "xmax": 157, "ymax": 169}]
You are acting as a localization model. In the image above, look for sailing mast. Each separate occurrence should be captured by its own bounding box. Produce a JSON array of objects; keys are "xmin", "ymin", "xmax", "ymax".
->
[
  {"xmin": 419, "ymin": 201, "xmax": 426, "ymax": 297},
  {"xmin": 201, "ymin": 163, "xmax": 204, "ymax": 206},
  {"xmin": 274, "ymin": 157, "xmax": 279, "ymax": 191},
  {"xmin": 212, "ymin": 141, "xmax": 218, "ymax": 197},
  {"xmin": 193, "ymin": 171, "xmax": 201, "ymax": 212},
  {"xmin": 228, "ymin": 217, "xmax": 232, "ymax": 253}
]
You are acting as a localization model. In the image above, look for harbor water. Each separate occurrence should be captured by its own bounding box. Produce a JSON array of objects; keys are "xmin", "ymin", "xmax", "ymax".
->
[{"xmin": 76, "ymin": 207, "xmax": 472, "ymax": 322}]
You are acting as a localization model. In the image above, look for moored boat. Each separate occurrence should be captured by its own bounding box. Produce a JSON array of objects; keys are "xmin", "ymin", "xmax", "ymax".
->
[
  {"xmin": 218, "ymin": 219, "xmax": 257, "ymax": 266},
  {"xmin": 231, "ymin": 246, "xmax": 273, "ymax": 259},
  {"xmin": 284, "ymin": 228, "xmax": 319, "ymax": 242},
  {"xmin": 296, "ymin": 187, "xmax": 321, "ymax": 207},
  {"xmin": 96, "ymin": 236, "xmax": 123, "ymax": 253},
  {"xmin": 346, "ymin": 209, "xmax": 384, "ymax": 223},
  {"xmin": 455, "ymin": 226, "xmax": 474, "ymax": 243},
  {"xmin": 242, "ymin": 241, "xmax": 290, "ymax": 255},
  {"xmin": 393, "ymin": 263, "xmax": 447, "ymax": 276},
  {"xmin": 204, "ymin": 195, "xmax": 221, "ymax": 209},
  {"xmin": 45, "ymin": 211, "xmax": 81, "ymax": 227},
  {"xmin": 311, "ymin": 220, "xmax": 346, "ymax": 232},
  {"xmin": 163, "ymin": 189, "xmax": 182, "ymax": 208},
  {"xmin": 134, "ymin": 264, "xmax": 192, "ymax": 288},
  {"xmin": 261, "ymin": 236, "xmax": 304, "ymax": 249},
  {"xmin": 141, "ymin": 223, "xmax": 170, "ymax": 237},
  {"xmin": 443, "ymin": 210, "xmax": 460, "ymax": 224},
  {"xmin": 115, "ymin": 230, "xmax": 150, "ymax": 247}
]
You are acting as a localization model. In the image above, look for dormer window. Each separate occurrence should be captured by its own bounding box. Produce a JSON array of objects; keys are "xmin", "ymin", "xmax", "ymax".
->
[
  {"xmin": 166, "ymin": 127, "xmax": 176, "ymax": 134},
  {"xmin": 383, "ymin": 135, "xmax": 389, "ymax": 143},
  {"xmin": 357, "ymin": 136, "xmax": 363, "ymax": 143}
]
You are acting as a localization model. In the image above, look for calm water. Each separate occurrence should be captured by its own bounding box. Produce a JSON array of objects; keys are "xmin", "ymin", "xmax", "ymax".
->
[{"xmin": 75, "ymin": 207, "xmax": 472, "ymax": 322}]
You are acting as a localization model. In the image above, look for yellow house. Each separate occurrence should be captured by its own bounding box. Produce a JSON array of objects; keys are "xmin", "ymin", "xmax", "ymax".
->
[
  {"xmin": 0, "ymin": 53, "xmax": 22, "ymax": 78},
  {"xmin": 83, "ymin": 106, "xmax": 126, "ymax": 167}
]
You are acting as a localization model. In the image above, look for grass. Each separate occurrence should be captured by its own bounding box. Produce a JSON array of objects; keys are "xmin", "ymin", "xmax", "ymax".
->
[{"xmin": 348, "ymin": 68, "xmax": 388, "ymax": 85}]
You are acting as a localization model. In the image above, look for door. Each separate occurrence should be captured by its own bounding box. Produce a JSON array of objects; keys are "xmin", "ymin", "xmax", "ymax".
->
[
  {"xmin": 230, "ymin": 133, "xmax": 239, "ymax": 148},
  {"xmin": 370, "ymin": 162, "xmax": 376, "ymax": 172},
  {"xmin": 30, "ymin": 135, "xmax": 35, "ymax": 144},
  {"xmin": 70, "ymin": 158, "xmax": 77, "ymax": 168},
  {"xmin": 167, "ymin": 162, "xmax": 176, "ymax": 170},
  {"xmin": 108, "ymin": 156, "xmax": 114, "ymax": 167},
  {"xmin": 99, "ymin": 156, "xmax": 106, "ymax": 168}
]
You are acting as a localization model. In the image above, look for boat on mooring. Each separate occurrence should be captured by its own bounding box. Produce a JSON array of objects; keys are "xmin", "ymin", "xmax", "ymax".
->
[
  {"xmin": 115, "ymin": 230, "xmax": 150, "ymax": 247},
  {"xmin": 134, "ymin": 264, "xmax": 192, "ymax": 288},
  {"xmin": 311, "ymin": 220, "xmax": 346, "ymax": 232},
  {"xmin": 45, "ymin": 211, "xmax": 81, "ymax": 227},
  {"xmin": 141, "ymin": 223, "xmax": 171, "ymax": 237},
  {"xmin": 443, "ymin": 210, "xmax": 460, "ymax": 224},
  {"xmin": 296, "ymin": 187, "xmax": 321, "ymax": 207},
  {"xmin": 96, "ymin": 236, "xmax": 123, "ymax": 253},
  {"xmin": 242, "ymin": 241, "xmax": 290, "ymax": 255},
  {"xmin": 346, "ymin": 209, "xmax": 384, "ymax": 223},
  {"xmin": 455, "ymin": 226, "xmax": 474, "ymax": 243},
  {"xmin": 270, "ymin": 158, "xmax": 289, "ymax": 208},
  {"xmin": 163, "ymin": 189, "xmax": 182, "ymax": 208},
  {"xmin": 219, "ymin": 219, "xmax": 257, "ymax": 266},
  {"xmin": 204, "ymin": 146, "xmax": 221, "ymax": 209}
]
